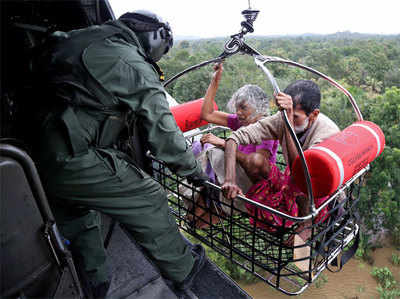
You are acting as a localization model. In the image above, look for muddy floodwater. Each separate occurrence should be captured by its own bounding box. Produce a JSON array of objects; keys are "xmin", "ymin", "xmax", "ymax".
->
[{"xmin": 239, "ymin": 245, "xmax": 399, "ymax": 299}]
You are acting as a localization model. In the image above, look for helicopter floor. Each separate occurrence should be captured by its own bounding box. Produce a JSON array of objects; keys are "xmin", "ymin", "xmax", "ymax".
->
[{"xmin": 101, "ymin": 215, "xmax": 251, "ymax": 299}]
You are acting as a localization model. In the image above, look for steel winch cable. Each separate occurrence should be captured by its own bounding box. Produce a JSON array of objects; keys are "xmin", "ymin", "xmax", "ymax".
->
[{"xmin": 163, "ymin": 3, "xmax": 259, "ymax": 88}]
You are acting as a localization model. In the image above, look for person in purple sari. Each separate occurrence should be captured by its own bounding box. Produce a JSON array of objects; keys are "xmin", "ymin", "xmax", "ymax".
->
[{"xmin": 187, "ymin": 63, "xmax": 279, "ymax": 228}]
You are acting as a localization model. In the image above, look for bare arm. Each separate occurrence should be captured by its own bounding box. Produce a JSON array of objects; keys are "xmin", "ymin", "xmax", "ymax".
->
[
  {"xmin": 200, "ymin": 63, "xmax": 230, "ymax": 126},
  {"xmin": 200, "ymin": 133, "xmax": 225, "ymax": 148},
  {"xmin": 275, "ymin": 92, "xmax": 298, "ymax": 169},
  {"xmin": 222, "ymin": 139, "xmax": 243, "ymax": 199},
  {"xmin": 200, "ymin": 133, "xmax": 269, "ymax": 167}
]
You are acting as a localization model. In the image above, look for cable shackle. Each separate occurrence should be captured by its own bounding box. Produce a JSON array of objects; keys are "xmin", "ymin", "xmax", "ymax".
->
[{"xmin": 163, "ymin": 5, "xmax": 260, "ymax": 87}]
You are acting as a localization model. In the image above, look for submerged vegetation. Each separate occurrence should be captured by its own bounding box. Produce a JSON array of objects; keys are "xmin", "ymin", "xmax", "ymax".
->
[
  {"xmin": 371, "ymin": 267, "xmax": 400, "ymax": 298},
  {"xmin": 391, "ymin": 253, "xmax": 400, "ymax": 267}
]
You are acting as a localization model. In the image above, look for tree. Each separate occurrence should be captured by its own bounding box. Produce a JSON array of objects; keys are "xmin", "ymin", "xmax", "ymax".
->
[
  {"xmin": 361, "ymin": 49, "xmax": 392, "ymax": 92},
  {"xmin": 159, "ymin": 34, "xmax": 400, "ymax": 247},
  {"xmin": 359, "ymin": 87, "xmax": 400, "ymax": 245},
  {"xmin": 171, "ymin": 68, "xmax": 211, "ymax": 102}
]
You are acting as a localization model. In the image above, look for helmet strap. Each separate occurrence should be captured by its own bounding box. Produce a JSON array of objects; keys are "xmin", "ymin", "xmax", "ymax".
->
[{"xmin": 145, "ymin": 58, "xmax": 165, "ymax": 82}]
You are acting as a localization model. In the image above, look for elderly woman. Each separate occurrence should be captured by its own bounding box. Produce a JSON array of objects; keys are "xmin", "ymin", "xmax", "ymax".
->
[{"xmin": 187, "ymin": 63, "xmax": 279, "ymax": 228}]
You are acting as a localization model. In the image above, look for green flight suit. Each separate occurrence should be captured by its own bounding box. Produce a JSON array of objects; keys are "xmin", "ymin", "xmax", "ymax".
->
[{"xmin": 35, "ymin": 21, "xmax": 202, "ymax": 285}]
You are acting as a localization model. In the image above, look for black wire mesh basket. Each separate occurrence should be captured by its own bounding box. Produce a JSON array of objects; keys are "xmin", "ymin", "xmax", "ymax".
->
[{"xmin": 149, "ymin": 126, "xmax": 367, "ymax": 295}]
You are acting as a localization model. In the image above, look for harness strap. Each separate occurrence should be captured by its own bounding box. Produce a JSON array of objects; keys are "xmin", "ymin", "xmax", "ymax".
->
[
  {"xmin": 47, "ymin": 23, "xmax": 150, "ymax": 158},
  {"xmin": 53, "ymin": 24, "xmax": 135, "ymax": 156},
  {"xmin": 314, "ymin": 197, "xmax": 360, "ymax": 272},
  {"xmin": 61, "ymin": 106, "xmax": 88, "ymax": 157},
  {"xmin": 80, "ymin": 25, "xmax": 127, "ymax": 107},
  {"xmin": 126, "ymin": 115, "xmax": 152, "ymax": 173},
  {"xmin": 329, "ymin": 211, "xmax": 360, "ymax": 271}
]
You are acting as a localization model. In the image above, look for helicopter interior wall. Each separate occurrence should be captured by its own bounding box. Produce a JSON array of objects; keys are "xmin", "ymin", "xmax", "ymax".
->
[{"xmin": 0, "ymin": 0, "xmax": 114, "ymax": 139}]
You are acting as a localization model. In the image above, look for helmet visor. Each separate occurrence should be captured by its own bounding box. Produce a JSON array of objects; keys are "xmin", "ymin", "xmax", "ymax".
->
[{"xmin": 161, "ymin": 22, "xmax": 173, "ymax": 50}]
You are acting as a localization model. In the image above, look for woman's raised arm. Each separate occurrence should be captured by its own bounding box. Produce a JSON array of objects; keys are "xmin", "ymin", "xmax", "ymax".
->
[{"xmin": 200, "ymin": 63, "xmax": 230, "ymax": 126}]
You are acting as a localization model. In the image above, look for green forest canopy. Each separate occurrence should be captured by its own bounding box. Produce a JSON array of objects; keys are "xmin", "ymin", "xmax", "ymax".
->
[{"xmin": 159, "ymin": 32, "xmax": 400, "ymax": 246}]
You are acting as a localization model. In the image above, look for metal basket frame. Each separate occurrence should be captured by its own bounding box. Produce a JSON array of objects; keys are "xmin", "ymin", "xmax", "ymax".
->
[
  {"xmin": 158, "ymin": 31, "xmax": 368, "ymax": 295},
  {"xmin": 149, "ymin": 126, "xmax": 367, "ymax": 295}
]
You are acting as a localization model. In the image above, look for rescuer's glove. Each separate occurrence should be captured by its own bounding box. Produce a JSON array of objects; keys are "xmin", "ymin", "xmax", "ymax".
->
[
  {"xmin": 187, "ymin": 169, "xmax": 214, "ymax": 209},
  {"xmin": 186, "ymin": 171, "xmax": 209, "ymax": 187}
]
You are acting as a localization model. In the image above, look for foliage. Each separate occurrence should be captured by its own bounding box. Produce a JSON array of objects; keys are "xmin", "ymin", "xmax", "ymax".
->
[
  {"xmin": 371, "ymin": 267, "xmax": 397, "ymax": 290},
  {"xmin": 314, "ymin": 273, "xmax": 328, "ymax": 289},
  {"xmin": 160, "ymin": 33, "xmax": 400, "ymax": 279},
  {"xmin": 162, "ymin": 34, "xmax": 400, "ymax": 246},
  {"xmin": 358, "ymin": 87, "xmax": 400, "ymax": 246},
  {"xmin": 355, "ymin": 232, "xmax": 374, "ymax": 264},
  {"xmin": 182, "ymin": 231, "xmax": 257, "ymax": 283},
  {"xmin": 391, "ymin": 253, "xmax": 400, "ymax": 266},
  {"xmin": 376, "ymin": 287, "xmax": 400, "ymax": 299},
  {"xmin": 371, "ymin": 266, "xmax": 400, "ymax": 299},
  {"xmin": 161, "ymin": 34, "xmax": 400, "ymax": 107}
]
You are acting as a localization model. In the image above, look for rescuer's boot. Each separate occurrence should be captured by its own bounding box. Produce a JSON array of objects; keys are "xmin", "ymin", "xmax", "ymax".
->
[
  {"xmin": 176, "ymin": 244, "xmax": 206, "ymax": 291},
  {"xmin": 91, "ymin": 280, "xmax": 111, "ymax": 299}
]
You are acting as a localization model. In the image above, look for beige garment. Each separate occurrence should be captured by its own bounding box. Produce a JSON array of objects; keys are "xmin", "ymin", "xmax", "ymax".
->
[
  {"xmin": 179, "ymin": 148, "xmax": 208, "ymax": 212},
  {"xmin": 206, "ymin": 147, "xmax": 252, "ymax": 214},
  {"xmin": 228, "ymin": 112, "xmax": 340, "ymax": 165},
  {"xmin": 180, "ymin": 145, "xmax": 253, "ymax": 215}
]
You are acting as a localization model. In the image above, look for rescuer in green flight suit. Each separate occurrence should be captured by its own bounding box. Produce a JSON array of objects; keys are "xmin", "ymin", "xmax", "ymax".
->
[{"xmin": 34, "ymin": 10, "xmax": 206, "ymax": 297}]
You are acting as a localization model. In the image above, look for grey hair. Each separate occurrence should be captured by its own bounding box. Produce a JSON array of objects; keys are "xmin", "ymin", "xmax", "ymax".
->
[{"xmin": 226, "ymin": 84, "xmax": 270, "ymax": 116}]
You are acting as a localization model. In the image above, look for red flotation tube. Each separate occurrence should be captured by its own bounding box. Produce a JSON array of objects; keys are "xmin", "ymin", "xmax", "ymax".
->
[
  {"xmin": 292, "ymin": 121, "xmax": 385, "ymax": 198},
  {"xmin": 170, "ymin": 98, "xmax": 218, "ymax": 132}
]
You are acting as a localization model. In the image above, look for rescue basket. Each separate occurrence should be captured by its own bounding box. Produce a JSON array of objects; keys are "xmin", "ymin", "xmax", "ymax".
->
[
  {"xmin": 154, "ymin": 20, "xmax": 382, "ymax": 295},
  {"xmin": 149, "ymin": 125, "xmax": 368, "ymax": 295}
]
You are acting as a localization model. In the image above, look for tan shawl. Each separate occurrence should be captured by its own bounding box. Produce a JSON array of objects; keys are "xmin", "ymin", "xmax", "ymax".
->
[{"xmin": 228, "ymin": 112, "xmax": 340, "ymax": 165}]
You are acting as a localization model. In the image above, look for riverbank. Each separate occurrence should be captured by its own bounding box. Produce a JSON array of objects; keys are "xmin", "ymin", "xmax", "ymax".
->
[{"xmin": 239, "ymin": 244, "xmax": 399, "ymax": 298}]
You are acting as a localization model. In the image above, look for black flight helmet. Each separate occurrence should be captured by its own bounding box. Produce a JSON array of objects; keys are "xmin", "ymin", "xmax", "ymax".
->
[{"xmin": 119, "ymin": 10, "xmax": 173, "ymax": 62}]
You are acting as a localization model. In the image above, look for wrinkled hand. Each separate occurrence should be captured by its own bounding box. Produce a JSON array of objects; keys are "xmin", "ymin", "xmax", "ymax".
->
[
  {"xmin": 275, "ymin": 91, "xmax": 293, "ymax": 111},
  {"xmin": 274, "ymin": 91, "xmax": 294, "ymax": 122},
  {"xmin": 221, "ymin": 180, "xmax": 243, "ymax": 200},
  {"xmin": 212, "ymin": 62, "xmax": 223, "ymax": 82},
  {"xmin": 200, "ymin": 133, "xmax": 225, "ymax": 148}
]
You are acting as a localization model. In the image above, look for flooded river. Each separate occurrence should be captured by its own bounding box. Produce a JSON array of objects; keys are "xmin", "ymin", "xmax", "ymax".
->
[{"xmin": 239, "ymin": 245, "xmax": 399, "ymax": 299}]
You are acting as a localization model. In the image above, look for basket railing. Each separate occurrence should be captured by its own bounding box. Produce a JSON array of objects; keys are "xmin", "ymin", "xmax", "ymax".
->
[
  {"xmin": 157, "ymin": 14, "xmax": 367, "ymax": 295},
  {"xmin": 148, "ymin": 127, "xmax": 366, "ymax": 295},
  {"xmin": 165, "ymin": 35, "xmax": 365, "ymax": 218}
]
